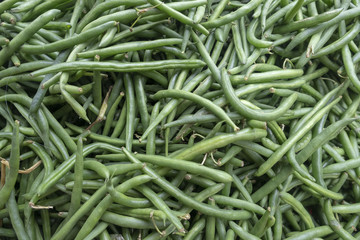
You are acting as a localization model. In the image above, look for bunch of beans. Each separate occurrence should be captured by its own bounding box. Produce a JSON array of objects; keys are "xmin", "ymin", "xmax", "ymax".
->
[{"xmin": 1, "ymin": 0, "xmax": 360, "ymax": 239}]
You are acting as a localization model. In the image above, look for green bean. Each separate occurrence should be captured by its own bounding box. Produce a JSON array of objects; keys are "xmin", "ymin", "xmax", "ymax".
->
[
  {"xmin": 100, "ymin": 211, "xmax": 161, "ymax": 229},
  {"xmin": 31, "ymin": 60, "xmax": 205, "ymax": 77},
  {"xmin": 0, "ymin": 0, "xmax": 19, "ymax": 14},
  {"xmin": 185, "ymin": 174, "xmax": 217, "ymax": 188},
  {"xmin": 209, "ymin": 0, "xmax": 230, "ymax": 21},
  {"xmin": 324, "ymin": 157, "xmax": 360, "ymax": 174},
  {"xmin": 247, "ymin": 19, "xmax": 273, "ymax": 48},
  {"xmin": 111, "ymin": 104, "xmax": 127, "ymax": 138},
  {"xmin": 35, "ymin": 143, "xmax": 122, "ymax": 197},
  {"xmin": 229, "ymin": 221, "xmax": 261, "ymax": 240},
  {"xmin": 234, "ymin": 141, "xmax": 272, "ymax": 158},
  {"xmin": 141, "ymin": 71, "xmax": 216, "ymax": 140},
  {"xmin": 283, "ymin": 0, "xmax": 304, "ymax": 23},
  {"xmin": 0, "ymin": 120, "xmax": 21, "ymax": 210},
  {"xmin": 65, "ymin": 180, "xmax": 103, "ymax": 190},
  {"xmin": 256, "ymin": 96, "xmax": 341, "ymax": 177},
  {"xmin": 136, "ymin": 185, "xmax": 221, "ymax": 240},
  {"xmin": 284, "ymin": 226, "xmax": 333, "ymax": 240},
  {"xmin": 42, "ymin": 106, "xmax": 77, "ymax": 153},
  {"xmin": 0, "ymin": 36, "xmax": 9, "ymax": 46},
  {"xmin": 0, "ymin": 9, "xmax": 60, "ymax": 67},
  {"xmin": 332, "ymin": 203, "xmax": 360, "ymax": 214},
  {"xmin": 225, "ymin": 229, "xmax": 235, "ymax": 240},
  {"xmin": 67, "ymin": 122, "xmax": 165, "ymax": 146},
  {"xmin": 218, "ymin": 145, "xmax": 243, "ymax": 166},
  {"xmin": 7, "ymin": 190, "xmax": 30, "ymax": 240},
  {"xmin": 212, "ymin": 195, "xmax": 265, "ymax": 214},
  {"xmin": 193, "ymin": 5, "xmax": 205, "ymax": 23},
  {"xmin": 99, "ymin": 26, "xmax": 117, "ymax": 48},
  {"xmin": 30, "ymin": 50, "xmax": 70, "ymax": 115},
  {"xmin": 98, "ymin": 229, "xmax": 112, "ymax": 240},
  {"xmin": 83, "ymin": 222, "xmax": 109, "ymax": 240},
  {"xmin": 285, "ymin": 6, "xmax": 360, "ymax": 52},
  {"xmin": 105, "ymin": 163, "xmax": 142, "ymax": 176},
  {"xmin": 294, "ymin": 171, "xmax": 343, "ymax": 200},
  {"xmin": 148, "ymin": 0, "xmax": 208, "ymax": 35},
  {"xmin": 184, "ymin": 217, "xmax": 206, "ymax": 240},
  {"xmin": 231, "ymin": 69, "xmax": 304, "ymax": 84},
  {"xmin": 313, "ymin": 21, "xmax": 360, "ymax": 59},
  {"xmin": 76, "ymin": 0, "xmax": 147, "ymax": 32},
  {"xmin": 25, "ymin": 140, "xmax": 53, "ymax": 178},
  {"xmin": 205, "ymin": 198, "xmax": 216, "ymax": 240},
  {"xmin": 83, "ymin": 160, "xmax": 110, "ymax": 179},
  {"xmin": 79, "ymin": 38, "xmax": 182, "ymax": 58},
  {"xmin": 146, "ymin": 102, "xmax": 160, "ymax": 155},
  {"xmin": 51, "ymin": 177, "xmax": 122, "ymax": 240},
  {"xmin": 180, "ymin": 9, "xmax": 195, "ymax": 53},
  {"xmin": 153, "ymin": 89, "xmax": 239, "ymax": 132},
  {"xmin": 251, "ymin": 207, "xmax": 273, "ymax": 237},
  {"xmin": 202, "ymin": 0, "xmax": 263, "ymax": 29},
  {"xmin": 286, "ymin": 146, "xmax": 314, "ymax": 181},
  {"xmin": 280, "ymin": 192, "xmax": 314, "ymax": 229},
  {"xmin": 232, "ymin": 20, "xmax": 246, "ymax": 64},
  {"xmin": 0, "ymin": 61, "xmax": 52, "ymax": 79},
  {"xmin": 296, "ymin": 117, "xmax": 356, "ymax": 164},
  {"xmin": 124, "ymin": 73, "xmax": 136, "ymax": 151},
  {"xmin": 276, "ymin": 8, "xmax": 343, "ymax": 34},
  {"xmin": 270, "ymin": 88, "xmax": 316, "ymax": 105},
  {"xmin": 74, "ymin": 195, "xmax": 113, "ymax": 240},
  {"xmin": 134, "ymin": 75, "xmax": 150, "ymax": 131},
  {"xmin": 174, "ymin": 128, "xmax": 266, "ymax": 160},
  {"xmin": 222, "ymin": 68, "xmax": 298, "ymax": 121},
  {"xmin": 22, "ymin": 22, "xmax": 116, "ymax": 54},
  {"xmin": 123, "ymin": 148, "xmax": 253, "ymax": 220},
  {"xmin": 1, "ymin": 0, "xmax": 360, "ymax": 238},
  {"xmin": 137, "ymin": 184, "xmax": 185, "ymax": 233},
  {"xmin": 124, "ymin": 153, "xmax": 231, "ymax": 182},
  {"xmin": 324, "ymin": 199, "xmax": 355, "ymax": 240},
  {"xmin": 244, "ymin": 63, "xmax": 281, "ymax": 80}
]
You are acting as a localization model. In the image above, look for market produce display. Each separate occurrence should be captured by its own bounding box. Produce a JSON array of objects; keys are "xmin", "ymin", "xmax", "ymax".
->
[{"xmin": 1, "ymin": 0, "xmax": 360, "ymax": 239}]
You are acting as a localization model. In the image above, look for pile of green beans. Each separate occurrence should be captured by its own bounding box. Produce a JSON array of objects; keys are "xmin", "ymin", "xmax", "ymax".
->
[{"xmin": 1, "ymin": 0, "xmax": 360, "ymax": 239}]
